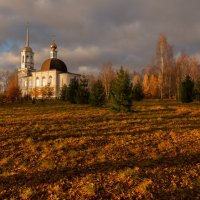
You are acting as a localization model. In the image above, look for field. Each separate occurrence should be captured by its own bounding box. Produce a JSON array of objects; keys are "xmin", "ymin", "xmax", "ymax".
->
[{"xmin": 0, "ymin": 101, "xmax": 200, "ymax": 199}]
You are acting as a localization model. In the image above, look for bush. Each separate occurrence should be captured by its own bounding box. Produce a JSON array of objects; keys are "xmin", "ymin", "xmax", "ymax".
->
[
  {"xmin": 0, "ymin": 93, "xmax": 6, "ymax": 105},
  {"xmin": 89, "ymin": 80, "xmax": 106, "ymax": 106},
  {"xmin": 110, "ymin": 67, "xmax": 132, "ymax": 112},
  {"xmin": 194, "ymin": 77, "xmax": 200, "ymax": 101},
  {"xmin": 180, "ymin": 75, "xmax": 194, "ymax": 103},
  {"xmin": 132, "ymin": 83, "xmax": 144, "ymax": 101},
  {"xmin": 5, "ymin": 86, "xmax": 21, "ymax": 103}
]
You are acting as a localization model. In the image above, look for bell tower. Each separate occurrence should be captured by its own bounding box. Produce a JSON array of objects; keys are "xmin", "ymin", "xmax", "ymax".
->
[
  {"xmin": 20, "ymin": 25, "xmax": 34, "ymax": 70},
  {"xmin": 18, "ymin": 25, "xmax": 35, "ymax": 96},
  {"xmin": 18, "ymin": 25, "xmax": 35, "ymax": 78}
]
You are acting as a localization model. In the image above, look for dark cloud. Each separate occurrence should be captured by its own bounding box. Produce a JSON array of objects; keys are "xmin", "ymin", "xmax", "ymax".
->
[{"xmin": 0, "ymin": 0, "xmax": 200, "ymax": 74}]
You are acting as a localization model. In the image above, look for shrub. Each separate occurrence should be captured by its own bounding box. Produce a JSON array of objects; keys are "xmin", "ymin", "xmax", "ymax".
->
[
  {"xmin": 194, "ymin": 77, "xmax": 200, "ymax": 101},
  {"xmin": 5, "ymin": 86, "xmax": 21, "ymax": 102}
]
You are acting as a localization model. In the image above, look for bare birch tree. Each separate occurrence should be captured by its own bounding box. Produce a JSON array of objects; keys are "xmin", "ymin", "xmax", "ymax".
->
[{"xmin": 99, "ymin": 62, "xmax": 116, "ymax": 100}]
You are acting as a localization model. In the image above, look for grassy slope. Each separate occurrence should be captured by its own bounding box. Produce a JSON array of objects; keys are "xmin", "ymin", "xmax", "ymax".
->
[{"xmin": 0, "ymin": 101, "xmax": 200, "ymax": 199}]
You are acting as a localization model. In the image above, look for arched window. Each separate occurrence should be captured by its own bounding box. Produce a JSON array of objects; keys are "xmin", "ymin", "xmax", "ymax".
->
[
  {"xmin": 42, "ymin": 77, "xmax": 46, "ymax": 86},
  {"xmin": 22, "ymin": 55, "xmax": 25, "ymax": 63},
  {"xmin": 48, "ymin": 76, "xmax": 52, "ymax": 85},
  {"xmin": 26, "ymin": 55, "xmax": 29, "ymax": 62},
  {"xmin": 36, "ymin": 77, "xmax": 40, "ymax": 87}
]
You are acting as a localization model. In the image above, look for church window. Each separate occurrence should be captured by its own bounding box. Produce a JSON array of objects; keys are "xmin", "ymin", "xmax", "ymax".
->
[
  {"xmin": 36, "ymin": 77, "xmax": 40, "ymax": 87},
  {"xmin": 48, "ymin": 76, "xmax": 52, "ymax": 85},
  {"xmin": 22, "ymin": 56, "xmax": 24, "ymax": 63},
  {"xmin": 42, "ymin": 77, "xmax": 46, "ymax": 86}
]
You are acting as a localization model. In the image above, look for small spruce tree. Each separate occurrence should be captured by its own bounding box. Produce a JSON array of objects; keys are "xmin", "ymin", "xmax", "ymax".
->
[
  {"xmin": 76, "ymin": 76, "xmax": 90, "ymax": 104},
  {"xmin": 60, "ymin": 84, "xmax": 68, "ymax": 101},
  {"xmin": 89, "ymin": 80, "xmax": 106, "ymax": 106},
  {"xmin": 132, "ymin": 83, "xmax": 144, "ymax": 101},
  {"xmin": 110, "ymin": 67, "xmax": 132, "ymax": 112},
  {"xmin": 180, "ymin": 75, "xmax": 194, "ymax": 103},
  {"xmin": 66, "ymin": 78, "xmax": 79, "ymax": 103}
]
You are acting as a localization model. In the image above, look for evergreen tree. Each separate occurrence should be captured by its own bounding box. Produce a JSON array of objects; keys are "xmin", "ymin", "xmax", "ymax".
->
[
  {"xmin": 194, "ymin": 77, "xmax": 200, "ymax": 101},
  {"xmin": 132, "ymin": 83, "xmax": 144, "ymax": 101},
  {"xmin": 180, "ymin": 75, "xmax": 194, "ymax": 103},
  {"xmin": 110, "ymin": 67, "xmax": 132, "ymax": 112},
  {"xmin": 66, "ymin": 78, "xmax": 79, "ymax": 103},
  {"xmin": 89, "ymin": 80, "xmax": 106, "ymax": 106},
  {"xmin": 76, "ymin": 76, "xmax": 90, "ymax": 104},
  {"xmin": 60, "ymin": 84, "xmax": 68, "ymax": 101}
]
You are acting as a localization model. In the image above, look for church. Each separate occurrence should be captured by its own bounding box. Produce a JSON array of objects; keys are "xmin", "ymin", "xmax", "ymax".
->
[{"xmin": 18, "ymin": 27, "xmax": 81, "ymax": 98}]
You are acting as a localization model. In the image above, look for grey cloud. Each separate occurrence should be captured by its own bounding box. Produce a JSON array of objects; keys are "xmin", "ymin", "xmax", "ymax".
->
[{"xmin": 1, "ymin": 0, "xmax": 200, "ymax": 73}]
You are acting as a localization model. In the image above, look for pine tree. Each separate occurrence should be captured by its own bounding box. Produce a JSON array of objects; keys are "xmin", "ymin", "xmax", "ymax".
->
[
  {"xmin": 132, "ymin": 82, "xmax": 144, "ymax": 101},
  {"xmin": 89, "ymin": 80, "xmax": 106, "ymax": 106},
  {"xmin": 180, "ymin": 75, "xmax": 194, "ymax": 103},
  {"xmin": 66, "ymin": 78, "xmax": 79, "ymax": 104},
  {"xmin": 110, "ymin": 67, "xmax": 132, "ymax": 112},
  {"xmin": 76, "ymin": 76, "xmax": 90, "ymax": 104},
  {"xmin": 60, "ymin": 84, "xmax": 68, "ymax": 101}
]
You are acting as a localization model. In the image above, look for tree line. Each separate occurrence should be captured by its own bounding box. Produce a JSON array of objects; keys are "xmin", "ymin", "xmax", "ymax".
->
[{"xmin": 1, "ymin": 33, "xmax": 200, "ymax": 111}]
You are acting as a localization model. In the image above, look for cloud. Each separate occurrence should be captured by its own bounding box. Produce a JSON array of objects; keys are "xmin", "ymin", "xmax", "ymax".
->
[
  {"xmin": 1, "ymin": 0, "xmax": 200, "ymax": 73},
  {"xmin": 0, "ymin": 52, "xmax": 19, "ymax": 70},
  {"xmin": 77, "ymin": 66, "xmax": 100, "ymax": 75}
]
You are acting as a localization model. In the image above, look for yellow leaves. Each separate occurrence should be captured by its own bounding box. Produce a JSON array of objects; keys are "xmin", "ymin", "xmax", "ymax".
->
[
  {"xmin": 19, "ymin": 187, "xmax": 33, "ymax": 200},
  {"xmin": 134, "ymin": 179, "xmax": 153, "ymax": 197}
]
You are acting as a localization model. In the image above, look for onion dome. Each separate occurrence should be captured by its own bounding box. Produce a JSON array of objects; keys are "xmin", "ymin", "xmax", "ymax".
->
[{"xmin": 40, "ymin": 58, "xmax": 68, "ymax": 73}]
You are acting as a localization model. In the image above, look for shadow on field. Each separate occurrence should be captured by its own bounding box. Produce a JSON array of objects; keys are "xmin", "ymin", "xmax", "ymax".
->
[
  {"xmin": 29, "ymin": 122, "xmax": 199, "ymax": 143},
  {"xmin": 1, "ymin": 152, "xmax": 199, "ymax": 192}
]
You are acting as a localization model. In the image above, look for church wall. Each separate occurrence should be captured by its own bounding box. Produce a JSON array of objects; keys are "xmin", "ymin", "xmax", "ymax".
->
[{"xmin": 31, "ymin": 70, "xmax": 58, "ymax": 98}]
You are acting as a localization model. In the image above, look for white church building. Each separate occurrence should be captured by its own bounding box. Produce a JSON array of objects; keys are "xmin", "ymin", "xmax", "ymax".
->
[{"xmin": 18, "ymin": 27, "xmax": 80, "ymax": 98}]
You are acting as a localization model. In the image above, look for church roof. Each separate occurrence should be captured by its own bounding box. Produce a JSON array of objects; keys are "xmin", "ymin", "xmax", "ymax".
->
[
  {"xmin": 40, "ymin": 58, "xmax": 68, "ymax": 73},
  {"xmin": 23, "ymin": 46, "xmax": 33, "ymax": 52}
]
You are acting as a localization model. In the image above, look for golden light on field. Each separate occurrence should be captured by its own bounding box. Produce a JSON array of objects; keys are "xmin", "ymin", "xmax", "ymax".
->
[{"xmin": 0, "ymin": 101, "xmax": 200, "ymax": 199}]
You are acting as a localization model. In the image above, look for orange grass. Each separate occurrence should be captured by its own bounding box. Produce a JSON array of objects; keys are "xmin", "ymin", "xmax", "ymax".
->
[{"xmin": 0, "ymin": 101, "xmax": 200, "ymax": 199}]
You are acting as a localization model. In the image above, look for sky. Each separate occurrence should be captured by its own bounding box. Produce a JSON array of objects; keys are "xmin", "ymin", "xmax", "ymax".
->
[{"xmin": 1, "ymin": 0, "xmax": 200, "ymax": 75}]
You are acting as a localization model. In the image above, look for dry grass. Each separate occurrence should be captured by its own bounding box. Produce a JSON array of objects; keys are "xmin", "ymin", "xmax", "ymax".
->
[{"xmin": 0, "ymin": 100, "xmax": 200, "ymax": 199}]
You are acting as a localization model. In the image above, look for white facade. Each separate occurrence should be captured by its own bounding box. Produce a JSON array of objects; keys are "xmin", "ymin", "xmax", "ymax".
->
[{"xmin": 18, "ymin": 28, "xmax": 80, "ymax": 98}]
